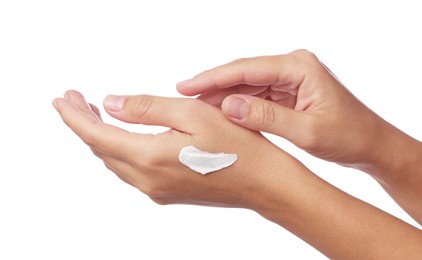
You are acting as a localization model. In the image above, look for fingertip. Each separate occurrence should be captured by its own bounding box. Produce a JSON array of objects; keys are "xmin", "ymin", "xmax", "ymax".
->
[
  {"xmin": 64, "ymin": 91, "xmax": 70, "ymax": 100},
  {"xmin": 176, "ymin": 79, "xmax": 193, "ymax": 87},
  {"xmin": 64, "ymin": 89, "xmax": 80, "ymax": 100},
  {"xmin": 176, "ymin": 83, "xmax": 198, "ymax": 96},
  {"xmin": 176, "ymin": 79, "xmax": 194, "ymax": 95},
  {"xmin": 52, "ymin": 98, "xmax": 60, "ymax": 112},
  {"xmin": 176, "ymin": 77, "xmax": 214, "ymax": 96},
  {"xmin": 52, "ymin": 97, "xmax": 73, "ymax": 114}
]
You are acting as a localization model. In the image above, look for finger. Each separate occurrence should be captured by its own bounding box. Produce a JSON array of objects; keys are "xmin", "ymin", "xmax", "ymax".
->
[
  {"xmin": 198, "ymin": 85, "xmax": 268, "ymax": 107},
  {"xmin": 86, "ymin": 145, "xmax": 136, "ymax": 187},
  {"xmin": 64, "ymin": 90, "xmax": 102, "ymax": 122},
  {"xmin": 100, "ymin": 152, "xmax": 169, "ymax": 197},
  {"xmin": 198, "ymin": 89, "xmax": 237, "ymax": 107},
  {"xmin": 102, "ymin": 156, "xmax": 138, "ymax": 187},
  {"xmin": 91, "ymin": 147, "xmax": 149, "ymax": 189},
  {"xmin": 89, "ymin": 103, "xmax": 103, "ymax": 122},
  {"xmin": 176, "ymin": 53, "xmax": 305, "ymax": 96},
  {"xmin": 271, "ymin": 94, "xmax": 297, "ymax": 109},
  {"xmin": 112, "ymin": 169, "xmax": 135, "ymax": 187},
  {"xmin": 53, "ymin": 96, "xmax": 148, "ymax": 162},
  {"xmin": 103, "ymin": 94, "xmax": 215, "ymax": 133},
  {"xmin": 221, "ymin": 94, "xmax": 306, "ymax": 143}
]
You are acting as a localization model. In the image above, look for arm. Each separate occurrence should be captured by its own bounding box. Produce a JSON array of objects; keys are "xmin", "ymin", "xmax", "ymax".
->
[
  {"xmin": 53, "ymin": 90, "xmax": 422, "ymax": 258},
  {"xmin": 260, "ymin": 165, "xmax": 422, "ymax": 259},
  {"xmin": 177, "ymin": 50, "xmax": 422, "ymax": 224},
  {"xmin": 364, "ymin": 117, "xmax": 422, "ymax": 223}
]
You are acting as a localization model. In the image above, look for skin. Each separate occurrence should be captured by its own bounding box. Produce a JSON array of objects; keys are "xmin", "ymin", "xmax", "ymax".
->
[
  {"xmin": 177, "ymin": 49, "xmax": 422, "ymax": 225},
  {"xmin": 53, "ymin": 89, "xmax": 422, "ymax": 258}
]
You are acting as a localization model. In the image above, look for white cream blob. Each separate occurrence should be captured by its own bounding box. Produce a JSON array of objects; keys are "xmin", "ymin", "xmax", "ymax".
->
[{"xmin": 178, "ymin": 146, "xmax": 238, "ymax": 175}]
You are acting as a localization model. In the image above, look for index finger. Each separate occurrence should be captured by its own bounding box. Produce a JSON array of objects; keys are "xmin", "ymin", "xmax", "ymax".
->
[{"xmin": 176, "ymin": 53, "xmax": 306, "ymax": 96}]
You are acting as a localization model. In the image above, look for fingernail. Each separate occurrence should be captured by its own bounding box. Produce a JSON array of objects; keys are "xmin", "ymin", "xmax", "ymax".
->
[
  {"xmin": 177, "ymin": 78, "xmax": 193, "ymax": 87},
  {"xmin": 52, "ymin": 100, "xmax": 59, "ymax": 112},
  {"xmin": 222, "ymin": 97, "xmax": 248, "ymax": 120},
  {"xmin": 104, "ymin": 95, "xmax": 127, "ymax": 111}
]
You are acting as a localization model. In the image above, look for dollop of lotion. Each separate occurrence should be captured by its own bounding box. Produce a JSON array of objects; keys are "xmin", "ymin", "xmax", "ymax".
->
[{"xmin": 178, "ymin": 146, "xmax": 238, "ymax": 175}]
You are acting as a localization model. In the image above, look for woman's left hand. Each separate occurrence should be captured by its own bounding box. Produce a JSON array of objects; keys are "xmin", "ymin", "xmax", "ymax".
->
[{"xmin": 52, "ymin": 90, "xmax": 305, "ymax": 210}]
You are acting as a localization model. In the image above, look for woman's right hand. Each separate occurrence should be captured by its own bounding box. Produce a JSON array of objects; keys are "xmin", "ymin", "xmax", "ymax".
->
[
  {"xmin": 177, "ymin": 50, "xmax": 419, "ymax": 176},
  {"xmin": 177, "ymin": 50, "xmax": 422, "ymax": 223}
]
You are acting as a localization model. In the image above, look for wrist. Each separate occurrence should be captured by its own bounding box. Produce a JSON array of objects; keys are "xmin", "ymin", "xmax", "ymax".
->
[
  {"xmin": 252, "ymin": 161, "xmax": 316, "ymax": 224},
  {"xmin": 254, "ymin": 162, "xmax": 422, "ymax": 258},
  {"xmin": 356, "ymin": 116, "xmax": 422, "ymax": 186}
]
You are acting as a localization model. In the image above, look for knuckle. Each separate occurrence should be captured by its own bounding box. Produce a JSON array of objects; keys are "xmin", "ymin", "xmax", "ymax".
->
[
  {"xmin": 230, "ymin": 57, "xmax": 248, "ymax": 65},
  {"xmin": 142, "ymin": 154, "xmax": 162, "ymax": 170},
  {"xmin": 103, "ymin": 161, "xmax": 112, "ymax": 171},
  {"xmin": 138, "ymin": 145, "xmax": 168, "ymax": 172},
  {"xmin": 125, "ymin": 95, "xmax": 154, "ymax": 120},
  {"xmin": 195, "ymin": 69, "xmax": 210, "ymax": 78},
  {"xmin": 103, "ymin": 161, "xmax": 121, "ymax": 177},
  {"xmin": 142, "ymin": 183, "xmax": 156, "ymax": 197},
  {"xmin": 150, "ymin": 197, "xmax": 169, "ymax": 205},
  {"xmin": 251, "ymin": 102, "xmax": 277, "ymax": 130},
  {"xmin": 143, "ymin": 181, "xmax": 168, "ymax": 202},
  {"xmin": 286, "ymin": 49, "xmax": 324, "ymax": 76},
  {"xmin": 290, "ymin": 49, "xmax": 319, "ymax": 64},
  {"xmin": 91, "ymin": 148, "xmax": 103, "ymax": 158},
  {"xmin": 297, "ymin": 117, "xmax": 322, "ymax": 150},
  {"xmin": 291, "ymin": 48, "xmax": 315, "ymax": 57},
  {"xmin": 79, "ymin": 123, "xmax": 100, "ymax": 149}
]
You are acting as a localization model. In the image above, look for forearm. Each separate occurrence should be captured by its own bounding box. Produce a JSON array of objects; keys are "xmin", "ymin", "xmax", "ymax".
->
[
  {"xmin": 358, "ymin": 115, "xmax": 422, "ymax": 224},
  {"xmin": 256, "ymin": 164, "xmax": 422, "ymax": 259}
]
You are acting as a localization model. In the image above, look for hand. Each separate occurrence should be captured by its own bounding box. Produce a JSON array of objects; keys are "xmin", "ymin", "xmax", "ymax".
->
[
  {"xmin": 177, "ymin": 50, "xmax": 414, "ymax": 173},
  {"xmin": 53, "ymin": 90, "xmax": 422, "ymax": 258},
  {"xmin": 52, "ymin": 90, "xmax": 303, "ymax": 209},
  {"xmin": 177, "ymin": 50, "xmax": 422, "ymax": 223}
]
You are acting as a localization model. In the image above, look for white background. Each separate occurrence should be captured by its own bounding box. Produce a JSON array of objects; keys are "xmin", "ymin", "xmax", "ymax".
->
[{"xmin": 1, "ymin": 1, "xmax": 421, "ymax": 259}]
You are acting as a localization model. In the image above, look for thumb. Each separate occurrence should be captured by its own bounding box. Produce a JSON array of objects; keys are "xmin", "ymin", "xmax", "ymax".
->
[{"xmin": 221, "ymin": 94, "xmax": 305, "ymax": 143}]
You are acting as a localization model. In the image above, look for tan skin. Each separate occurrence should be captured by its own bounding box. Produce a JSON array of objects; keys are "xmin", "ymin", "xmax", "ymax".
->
[
  {"xmin": 177, "ymin": 49, "xmax": 422, "ymax": 225},
  {"xmin": 53, "ymin": 50, "xmax": 422, "ymax": 258}
]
